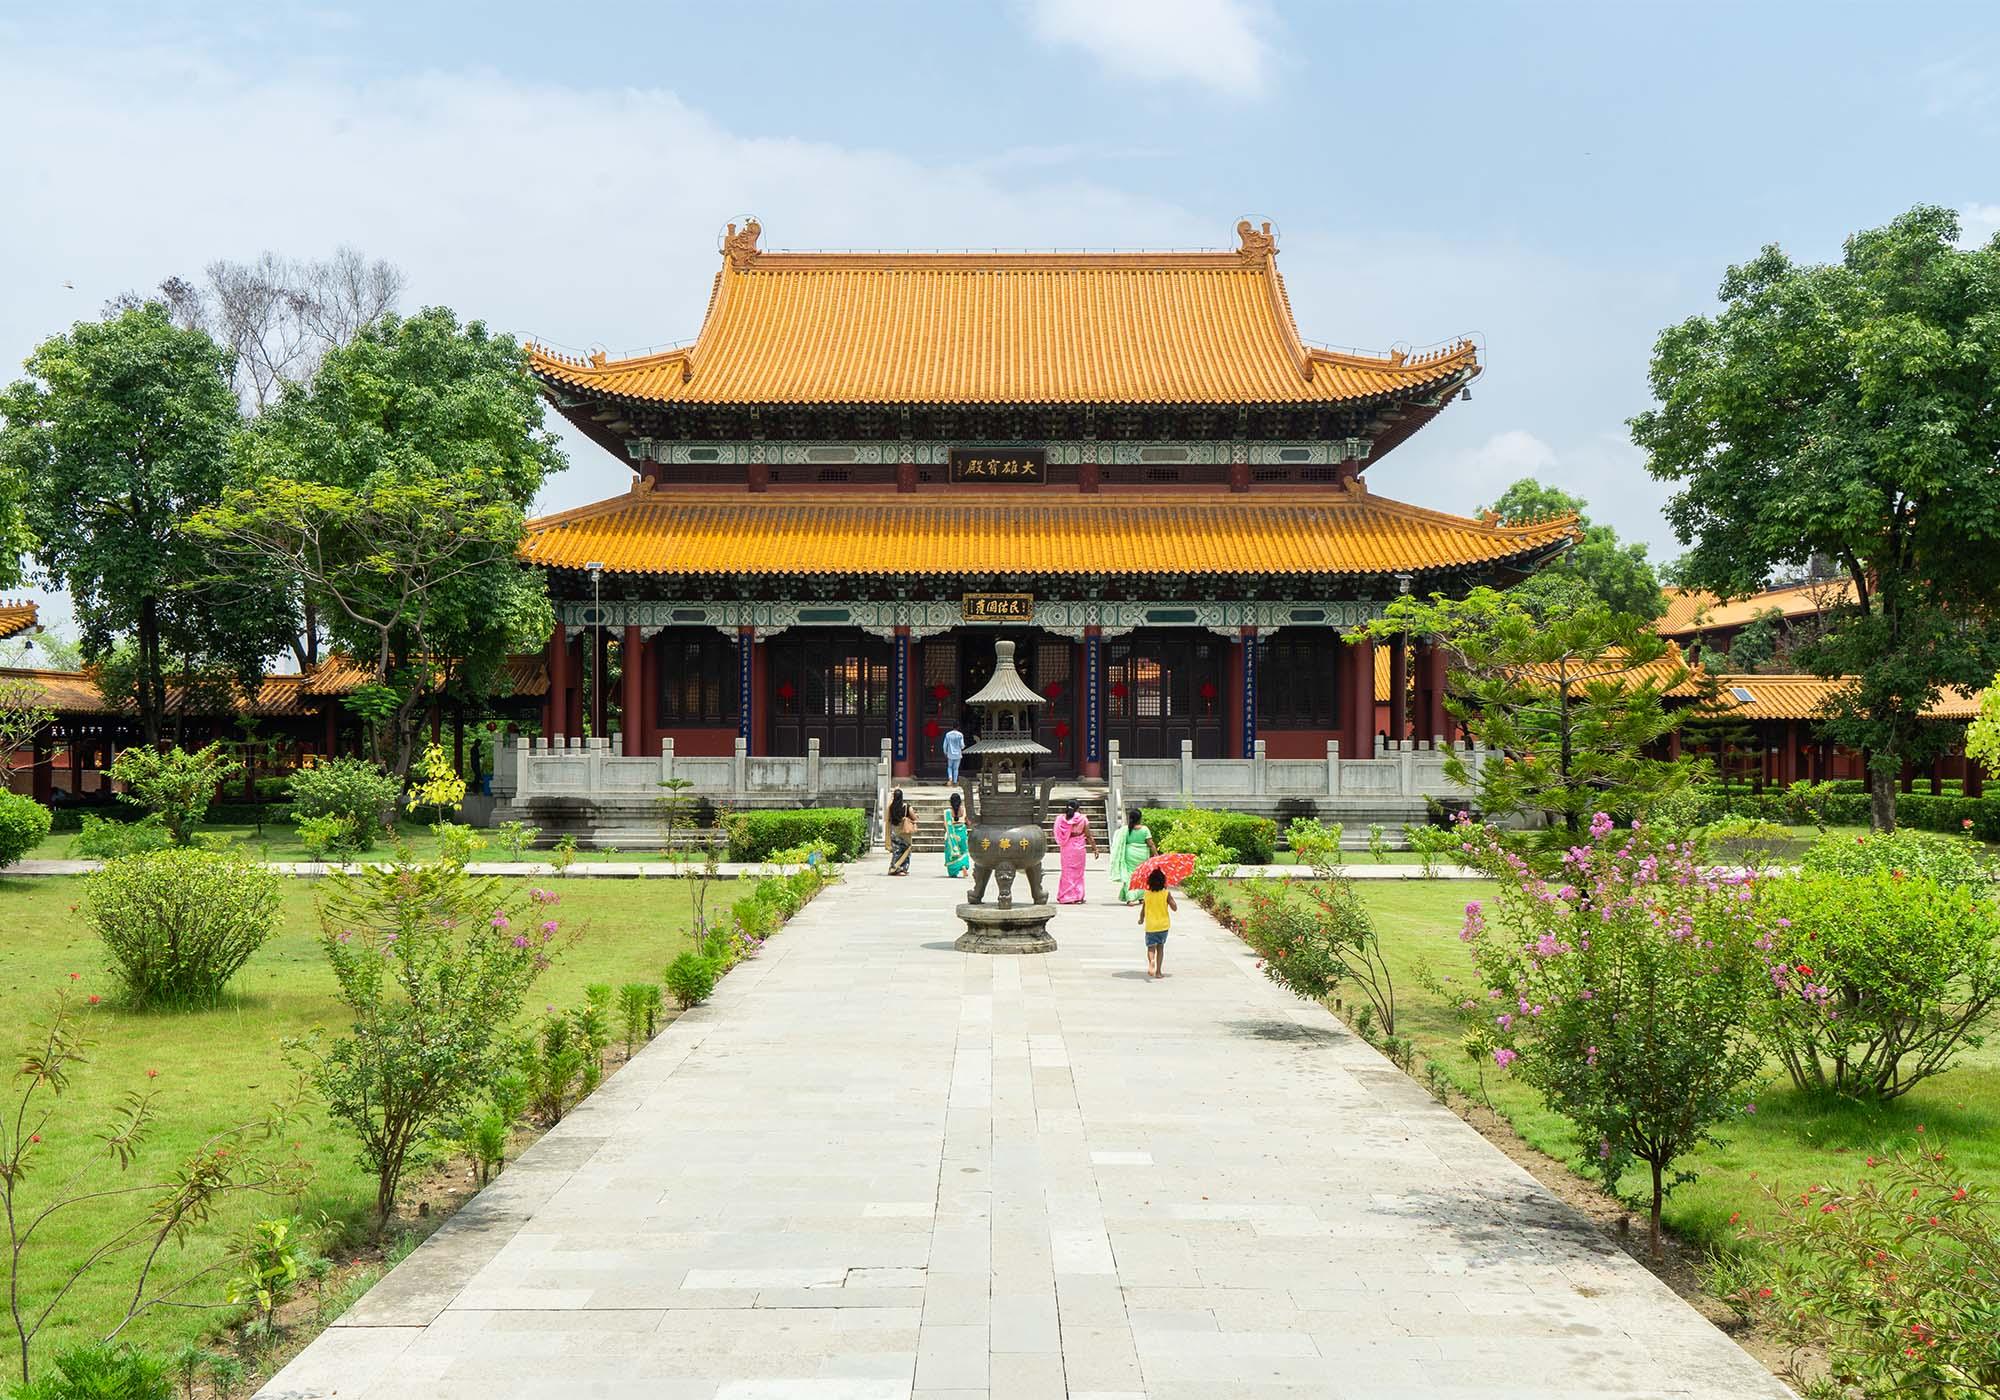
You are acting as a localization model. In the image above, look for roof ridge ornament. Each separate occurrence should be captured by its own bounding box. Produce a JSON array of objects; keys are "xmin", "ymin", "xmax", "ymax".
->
[
  {"xmin": 722, "ymin": 218, "xmax": 763, "ymax": 268},
  {"xmin": 1235, "ymin": 218, "xmax": 1278, "ymax": 260}
]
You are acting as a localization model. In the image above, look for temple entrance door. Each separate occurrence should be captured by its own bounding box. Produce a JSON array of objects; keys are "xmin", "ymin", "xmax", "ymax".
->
[
  {"xmin": 768, "ymin": 629, "xmax": 893, "ymax": 758},
  {"xmin": 933, "ymin": 629, "xmax": 1077, "ymax": 779},
  {"xmin": 1103, "ymin": 630, "xmax": 1224, "ymax": 760}
]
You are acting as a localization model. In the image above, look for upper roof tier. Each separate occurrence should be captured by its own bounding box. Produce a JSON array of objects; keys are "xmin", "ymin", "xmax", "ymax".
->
[
  {"xmin": 0, "ymin": 600, "xmax": 37, "ymax": 641},
  {"xmin": 526, "ymin": 220, "xmax": 1480, "ymax": 408}
]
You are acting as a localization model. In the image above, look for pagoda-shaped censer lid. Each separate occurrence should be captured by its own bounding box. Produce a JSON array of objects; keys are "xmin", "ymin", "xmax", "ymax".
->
[{"xmin": 964, "ymin": 639, "xmax": 1051, "ymax": 757}]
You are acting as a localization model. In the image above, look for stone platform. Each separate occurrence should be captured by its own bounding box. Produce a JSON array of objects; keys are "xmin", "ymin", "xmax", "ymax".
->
[{"xmin": 954, "ymin": 901, "xmax": 1059, "ymax": 954}]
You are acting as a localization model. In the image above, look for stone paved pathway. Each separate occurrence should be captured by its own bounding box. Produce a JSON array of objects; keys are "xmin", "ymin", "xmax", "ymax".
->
[{"xmin": 259, "ymin": 865, "xmax": 1791, "ymax": 1400}]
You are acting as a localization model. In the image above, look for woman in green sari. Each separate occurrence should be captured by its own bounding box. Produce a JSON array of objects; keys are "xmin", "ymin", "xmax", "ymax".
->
[
  {"xmin": 943, "ymin": 790, "xmax": 971, "ymax": 879},
  {"xmin": 1108, "ymin": 806, "xmax": 1156, "ymax": 904}
]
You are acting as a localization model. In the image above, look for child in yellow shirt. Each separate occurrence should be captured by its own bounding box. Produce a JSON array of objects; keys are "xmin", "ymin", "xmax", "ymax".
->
[{"xmin": 1137, "ymin": 866, "xmax": 1177, "ymax": 979}]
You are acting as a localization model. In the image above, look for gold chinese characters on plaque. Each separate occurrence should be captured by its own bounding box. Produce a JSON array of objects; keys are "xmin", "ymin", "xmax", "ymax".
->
[
  {"xmin": 949, "ymin": 447, "xmax": 1046, "ymax": 484},
  {"xmin": 961, "ymin": 593, "xmax": 1035, "ymax": 623}
]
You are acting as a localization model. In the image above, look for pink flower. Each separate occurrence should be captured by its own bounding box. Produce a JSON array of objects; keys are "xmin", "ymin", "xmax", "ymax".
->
[
  {"xmin": 1588, "ymin": 811, "xmax": 1614, "ymax": 839},
  {"xmin": 541, "ymin": 920, "xmax": 558, "ymax": 936},
  {"xmin": 1598, "ymin": 1138, "xmax": 1611, "ymax": 1159},
  {"xmin": 490, "ymin": 913, "xmax": 511, "ymax": 930},
  {"xmin": 86, "ymin": 994, "xmax": 100, "ymax": 1005},
  {"xmin": 512, "ymin": 935, "xmax": 529, "ymax": 948},
  {"xmin": 1492, "ymin": 1047, "xmax": 1518, "ymax": 1068},
  {"xmin": 1744, "ymin": 1102, "xmax": 1757, "ymax": 1115},
  {"xmin": 1496, "ymin": 1013, "xmax": 1513, "ymax": 1030}
]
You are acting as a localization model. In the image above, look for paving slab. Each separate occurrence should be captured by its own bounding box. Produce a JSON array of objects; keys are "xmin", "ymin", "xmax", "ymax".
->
[{"xmin": 258, "ymin": 865, "xmax": 1791, "ymax": 1399}]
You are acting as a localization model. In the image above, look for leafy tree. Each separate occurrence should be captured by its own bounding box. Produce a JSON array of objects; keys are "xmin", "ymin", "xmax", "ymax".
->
[
  {"xmin": 0, "ymin": 305, "xmax": 293, "ymax": 745},
  {"xmin": 1632, "ymin": 205, "xmax": 2000, "ymax": 830},
  {"xmin": 1481, "ymin": 478, "xmax": 1663, "ymax": 618},
  {"xmin": 1354, "ymin": 588, "xmax": 1701, "ymax": 839},
  {"xmin": 189, "ymin": 308, "xmax": 561, "ymax": 779}
]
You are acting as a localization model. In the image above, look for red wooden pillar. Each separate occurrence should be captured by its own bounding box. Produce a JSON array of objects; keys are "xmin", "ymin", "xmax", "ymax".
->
[
  {"xmin": 621, "ymin": 624, "xmax": 643, "ymax": 756},
  {"xmin": 1387, "ymin": 632, "xmax": 1409, "ymax": 742},
  {"xmin": 1968, "ymin": 757, "xmax": 1985, "ymax": 798},
  {"xmin": 1414, "ymin": 638, "xmax": 1449, "ymax": 744},
  {"xmin": 1899, "ymin": 758, "xmax": 1915, "ymax": 794},
  {"xmin": 639, "ymin": 630, "xmax": 659, "ymax": 756},
  {"xmin": 31, "ymin": 733, "xmax": 53, "ymax": 804},
  {"xmin": 1340, "ymin": 633, "xmax": 1374, "ymax": 760},
  {"xmin": 1930, "ymin": 757, "xmax": 1943, "ymax": 796},
  {"xmin": 566, "ymin": 635, "xmax": 585, "ymax": 738},
  {"xmin": 546, "ymin": 628, "xmax": 569, "ymax": 738}
]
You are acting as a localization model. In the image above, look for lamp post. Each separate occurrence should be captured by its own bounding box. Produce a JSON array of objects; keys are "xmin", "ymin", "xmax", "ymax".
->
[{"xmin": 586, "ymin": 562, "xmax": 605, "ymax": 738}]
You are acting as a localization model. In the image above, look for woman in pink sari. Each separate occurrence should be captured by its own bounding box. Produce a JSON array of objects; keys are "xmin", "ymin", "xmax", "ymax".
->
[{"xmin": 1053, "ymin": 798, "xmax": 1097, "ymax": 904}]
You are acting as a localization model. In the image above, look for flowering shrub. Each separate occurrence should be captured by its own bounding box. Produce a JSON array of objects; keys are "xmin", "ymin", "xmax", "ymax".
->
[
  {"xmin": 292, "ymin": 856, "xmax": 567, "ymax": 1221},
  {"xmin": 286, "ymin": 756, "xmax": 401, "ymax": 850},
  {"xmin": 1733, "ymin": 1138, "xmax": 1998, "ymax": 1399},
  {"xmin": 1235, "ymin": 876, "xmax": 1396, "ymax": 1032},
  {"xmin": 85, "ymin": 847, "xmax": 283, "ymax": 1008},
  {"xmin": 1758, "ymin": 870, "xmax": 2000, "ymax": 1099},
  {"xmin": 1452, "ymin": 812, "xmax": 1772, "ymax": 1258},
  {"xmin": 1800, "ymin": 827, "xmax": 1988, "ymax": 889}
]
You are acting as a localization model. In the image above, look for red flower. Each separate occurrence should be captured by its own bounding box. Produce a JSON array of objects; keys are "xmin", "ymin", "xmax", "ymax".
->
[
  {"xmin": 1796, "ymin": 963, "xmax": 1813, "ymax": 977},
  {"xmin": 86, "ymin": 994, "xmax": 100, "ymax": 1005}
]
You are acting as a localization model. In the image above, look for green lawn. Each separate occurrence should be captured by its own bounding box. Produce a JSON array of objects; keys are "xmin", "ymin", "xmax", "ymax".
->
[
  {"xmin": 1217, "ymin": 878, "xmax": 2000, "ymax": 1254},
  {"xmin": 0, "ymin": 873, "xmax": 723, "ymax": 1371}
]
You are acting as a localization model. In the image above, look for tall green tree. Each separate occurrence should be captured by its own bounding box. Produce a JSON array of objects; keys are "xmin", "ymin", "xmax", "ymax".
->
[
  {"xmin": 1481, "ymin": 477, "xmax": 1663, "ymax": 618},
  {"xmin": 1356, "ymin": 589, "xmax": 1700, "ymax": 840},
  {"xmin": 0, "ymin": 305, "xmax": 292, "ymax": 744},
  {"xmin": 190, "ymin": 308, "xmax": 562, "ymax": 778},
  {"xmin": 1632, "ymin": 206, "xmax": 2000, "ymax": 830}
]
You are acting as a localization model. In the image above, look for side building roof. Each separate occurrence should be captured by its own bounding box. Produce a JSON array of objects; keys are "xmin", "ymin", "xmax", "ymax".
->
[{"xmin": 1657, "ymin": 579, "xmax": 1856, "ymax": 637}]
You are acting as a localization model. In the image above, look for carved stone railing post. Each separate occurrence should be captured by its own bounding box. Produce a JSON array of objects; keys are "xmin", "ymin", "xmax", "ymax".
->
[
  {"xmin": 1179, "ymin": 739, "xmax": 1195, "ymax": 800},
  {"xmin": 807, "ymin": 736, "xmax": 822, "ymax": 802}
]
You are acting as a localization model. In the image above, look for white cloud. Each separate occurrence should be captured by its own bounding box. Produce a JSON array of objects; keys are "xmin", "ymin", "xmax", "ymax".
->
[
  {"xmin": 1023, "ymin": 0, "xmax": 1271, "ymax": 97},
  {"xmin": 1961, "ymin": 203, "xmax": 2000, "ymax": 248},
  {"xmin": 0, "ymin": 37, "xmax": 1217, "ymax": 638}
]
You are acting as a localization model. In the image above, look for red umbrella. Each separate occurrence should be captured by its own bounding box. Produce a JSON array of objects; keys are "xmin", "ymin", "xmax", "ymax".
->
[{"xmin": 1128, "ymin": 851, "xmax": 1198, "ymax": 890}]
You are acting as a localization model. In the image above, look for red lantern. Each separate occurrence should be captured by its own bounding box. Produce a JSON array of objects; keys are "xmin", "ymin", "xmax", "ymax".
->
[
  {"xmin": 1044, "ymin": 679, "xmax": 1063, "ymax": 699},
  {"xmin": 930, "ymin": 683, "xmax": 951, "ymax": 702},
  {"xmin": 924, "ymin": 719, "xmax": 941, "ymax": 740},
  {"xmin": 775, "ymin": 680, "xmax": 796, "ymax": 702},
  {"xmin": 1053, "ymin": 720, "xmax": 1071, "ymax": 740},
  {"xmin": 1109, "ymin": 681, "xmax": 1128, "ymax": 700},
  {"xmin": 1199, "ymin": 681, "xmax": 1218, "ymax": 701}
]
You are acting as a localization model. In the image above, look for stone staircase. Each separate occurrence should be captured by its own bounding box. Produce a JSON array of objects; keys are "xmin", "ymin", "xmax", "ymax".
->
[{"xmin": 899, "ymin": 784, "xmax": 1108, "ymax": 854}]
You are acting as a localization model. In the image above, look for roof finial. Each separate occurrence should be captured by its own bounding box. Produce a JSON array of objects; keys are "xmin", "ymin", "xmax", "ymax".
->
[
  {"xmin": 1235, "ymin": 218, "xmax": 1277, "ymax": 259},
  {"xmin": 723, "ymin": 218, "xmax": 763, "ymax": 268}
]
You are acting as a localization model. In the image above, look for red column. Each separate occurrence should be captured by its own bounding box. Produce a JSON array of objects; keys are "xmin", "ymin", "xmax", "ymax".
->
[
  {"xmin": 31, "ymin": 733, "xmax": 53, "ymax": 804},
  {"xmin": 1968, "ymin": 756, "xmax": 1985, "ymax": 798},
  {"xmin": 1340, "ymin": 633, "xmax": 1374, "ymax": 761},
  {"xmin": 1415, "ymin": 639, "xmax": 1449, "ymax": 743},
  {"xmin": 566, "ymin": 635, "xmax": 585, "ymax": 738},
  {"xmin": 639, "ymin": 631, "xmax": 659, "ymax": 756},
  {"xmin": 546, "ymin": 628, "xmax": 569, "ymax": 738},
  {"xmin": 620, "ymin": 625, "xmax": 643, "ymax": 755},
  {"xmin": 1388, "ymin": 632, "xmax": 1409, "ymax": 742}
]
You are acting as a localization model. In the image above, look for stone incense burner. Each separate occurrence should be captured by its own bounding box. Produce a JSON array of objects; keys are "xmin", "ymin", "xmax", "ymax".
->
[{"xmin": 955, "ymin": 639, "xmax": 1058, "ymax": 954}]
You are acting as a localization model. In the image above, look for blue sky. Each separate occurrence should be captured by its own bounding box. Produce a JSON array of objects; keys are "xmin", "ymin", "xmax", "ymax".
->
[{"xmin": 2, "ymin": 1, "xmax": 1997, "ymax": 639}]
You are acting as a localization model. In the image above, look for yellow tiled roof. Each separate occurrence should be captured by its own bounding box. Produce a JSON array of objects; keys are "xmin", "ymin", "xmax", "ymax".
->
[
  {"xmin": 521, "ymin": 488, "xmax": 1576, "ymax": 579},
  {"xmin": 0, "ymin": 600, "xmax": 37, "ymax": 641},
  {"xmin": 0, "ymin": 657, "xmax": 548, "ymax": 718},
  {"xmin": 527, "ymin": 223, "xmax": 1479, "ymax": 407},
  {"xmin": 1705, "ymin": 673, "xmax": 1980, "ymax": 722},
  {"xmin": 1657, "ymin": 579, "xmax": 1856, "ymax": 636}
]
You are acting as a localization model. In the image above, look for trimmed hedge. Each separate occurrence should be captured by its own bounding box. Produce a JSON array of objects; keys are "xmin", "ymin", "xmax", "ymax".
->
[
  {"xmin": 1139, "ymin": 808, "xmax": 1279, "ymax": 865},
  {"xmin": 726, "ymin": 808, "xmax": 867, "ymax": 862}
]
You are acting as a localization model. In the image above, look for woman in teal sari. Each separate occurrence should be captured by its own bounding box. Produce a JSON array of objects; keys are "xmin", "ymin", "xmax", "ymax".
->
[
  {"xmin": 943, "ymin": 790, "xmax": 971, "ymax": 879},
  {"xmin": 1108, "ymin": 806, "xmax": 1156, "ymax": 904}
]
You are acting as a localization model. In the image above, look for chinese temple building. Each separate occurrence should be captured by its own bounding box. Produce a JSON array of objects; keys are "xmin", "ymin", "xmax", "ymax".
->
[{"xmin": 521, "ymin": 220, "xmax": 1577, "ymax": 786}]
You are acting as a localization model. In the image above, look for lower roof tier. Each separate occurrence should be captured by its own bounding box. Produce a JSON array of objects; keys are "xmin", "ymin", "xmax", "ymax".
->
[{"xmin": 522, "ymin": 486, "xmax": 1577, "ymax": 582}]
